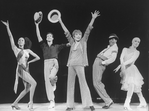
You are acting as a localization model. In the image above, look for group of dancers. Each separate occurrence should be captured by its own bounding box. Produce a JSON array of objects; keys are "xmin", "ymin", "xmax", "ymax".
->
[{"xmin": 1, "ymin": 9, "xmax": 147, "ymax": 111}]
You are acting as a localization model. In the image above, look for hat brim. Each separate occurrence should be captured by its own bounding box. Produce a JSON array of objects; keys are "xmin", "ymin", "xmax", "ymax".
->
[{"xmin": 109, "ymin": 37, "xmax": 119, "ymax": 40}]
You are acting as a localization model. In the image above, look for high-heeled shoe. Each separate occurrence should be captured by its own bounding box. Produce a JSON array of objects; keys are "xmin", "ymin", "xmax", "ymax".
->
[
  {"xmin": 11, "ymin": 104, "xmax": 21, "ymax": 110},
  {"xmin": 137, "ymin": 104, "xmax": 147, "ymax": 108},
  {"xmin": 27, "ymin": 102, "xmax": 34, "ymax": 110},
  {"xmin": 124, "ymin": 106, "xmax": 132, "ymax": 110}
]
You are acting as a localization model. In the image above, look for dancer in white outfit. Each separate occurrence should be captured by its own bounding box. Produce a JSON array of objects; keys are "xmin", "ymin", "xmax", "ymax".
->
[{"xmin": 114, "ymin": 37, "xmax": 147, "ymax": 110}]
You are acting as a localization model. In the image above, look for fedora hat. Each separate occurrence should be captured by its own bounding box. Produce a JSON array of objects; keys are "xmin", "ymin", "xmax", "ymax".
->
[
  {"xmin": 34, "ymin": 11, "xmax": 43, "ymax": 23},
  {"xmin": 109, "ymin": 33, "xmax": 119, "ymax": 40}
]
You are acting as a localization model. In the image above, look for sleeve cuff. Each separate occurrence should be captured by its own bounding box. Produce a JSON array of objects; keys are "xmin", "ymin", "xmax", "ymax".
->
[{"xmin": 102, "ymin": 61, "xmax": 106, "ymax": 65}]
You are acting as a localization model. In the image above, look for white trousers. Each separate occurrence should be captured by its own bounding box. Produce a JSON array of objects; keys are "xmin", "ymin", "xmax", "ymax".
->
[
  {"xmin": 44, "ymin": 59, "xmax": 58, "ymax": 101},
  {"xmin": 67, "ymin": 66, "xmax": 93, "ymax": 107}
]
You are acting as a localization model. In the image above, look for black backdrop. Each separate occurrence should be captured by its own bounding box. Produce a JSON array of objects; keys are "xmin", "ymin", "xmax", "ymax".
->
[{"xmin": 0, "ymin": 0, "xmax": 148, "ymax": 103}]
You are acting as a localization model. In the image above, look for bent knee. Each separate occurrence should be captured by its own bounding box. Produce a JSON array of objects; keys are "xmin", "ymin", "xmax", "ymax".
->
[
  {"xmin": 34, "ymin": 81, "xmax": 37, "ymax": 86},
  {"xmin": 31, "ymin": 80, "xmax": 37, "ymax": 87}
]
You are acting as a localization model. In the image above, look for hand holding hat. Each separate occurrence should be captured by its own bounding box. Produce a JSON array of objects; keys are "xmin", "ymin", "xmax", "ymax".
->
[
  {"xmin": 34, "ymin": 11, "xmax": 43, "ymax": 24},
  {"xmin": 47, "ymin": 9, "xmax": 61, "ymax": 23}
]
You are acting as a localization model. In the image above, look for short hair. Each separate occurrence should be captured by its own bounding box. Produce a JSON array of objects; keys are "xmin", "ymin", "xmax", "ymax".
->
[
  {"xmin": 132, "ymin": 37, "xmax": 141, "ymax": 43},
  {"xmin": 24, "ymin": 37, "xmax": 32, "ymax": 49},
  {"xmin": 72, "ymin": 29, "xmax": 82, "ymax": 38},
  {"xmin": 47, "ymin": 32, "xmax": 54, "ymax": 38},
  {"xmin": 109, "ymin": 33, "xmax": 119, "ymax": 40}
]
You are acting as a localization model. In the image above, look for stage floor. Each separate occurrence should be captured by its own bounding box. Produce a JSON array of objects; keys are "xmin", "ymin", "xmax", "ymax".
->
[{"xmin": 0, "ymin": 103, "xmax": 148, "ymax": 111}]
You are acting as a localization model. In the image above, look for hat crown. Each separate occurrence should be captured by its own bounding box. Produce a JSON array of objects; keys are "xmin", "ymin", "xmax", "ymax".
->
[{"xmin": 109, "ymin": 34, "xmax": 118, "ymax": 39}]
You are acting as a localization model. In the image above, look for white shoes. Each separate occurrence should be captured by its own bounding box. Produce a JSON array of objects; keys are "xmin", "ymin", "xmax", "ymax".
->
[
  {"xmin": 48, "ymin": 101, "xmax": 55, "ymax": 109},
  {"xmin": 137, "ymin": 103, "xmax": 147, "ymax": 108},
  {"xmin": 124, "ymin": 105, "xmax": 132, "ymax": 111}
]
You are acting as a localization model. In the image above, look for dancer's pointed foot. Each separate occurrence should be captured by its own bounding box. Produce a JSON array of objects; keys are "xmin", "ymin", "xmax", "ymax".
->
[
  {"xmin": 11, "ymin": 104, "xmax": 21, "ymax": 110},
  {"xmin": 124, "ymin": 106, "xmax": 132, "ymax": 110},
  {"xmin": 27, "ymin": 101, "xmax": 33, "ymax": 110},
  {"xmin": 137, "ymin": 103, "xmax": 147, "ymax": 108}
]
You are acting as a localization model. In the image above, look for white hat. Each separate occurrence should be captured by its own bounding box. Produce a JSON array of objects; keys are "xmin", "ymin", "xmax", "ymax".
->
[{"xmin": 47, "ymin": 9, "xmax": 61, "ymax": 23}]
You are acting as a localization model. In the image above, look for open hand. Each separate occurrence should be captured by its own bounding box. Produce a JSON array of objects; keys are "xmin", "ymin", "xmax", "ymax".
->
[
  {"xmin": 66, "ymin": 43, "xmax": 71, "ymax": 46},
  {"xmin": 114, "ymin": 65, "xmax": 121, "ymax": 73},
  {"xmin": 1, "ymin": 20, "xmax": 9, "ymax": 27},
  {"xmin": 91, "ymin": 10, "xmax": 100, "ymax": 19}
]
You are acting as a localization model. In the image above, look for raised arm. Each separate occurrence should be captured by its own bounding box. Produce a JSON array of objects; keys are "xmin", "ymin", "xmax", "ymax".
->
[
  {"xmin": 89, "ymin": 10, "xmax": 100, "ymax": 26},
  {"xmin": 58, "ymin": 17, "xmax": 74, "ymax": 44},
  {"xmin": 1, "ymin": 20, "xmax": 17, "ymax": 51},
  {"xmin": 34, "ymin": 12, "xmax": 43, "ymax": 42},
  {"xmin": 82, "ymin": 10, "xmax": 100, "ymax": 41},
  {"xmin": 58, "ymin": 17, "xmax": 69, "ymax": 33}
]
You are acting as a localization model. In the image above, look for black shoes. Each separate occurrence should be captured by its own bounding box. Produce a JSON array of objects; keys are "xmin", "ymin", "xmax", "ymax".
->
[
  {"xmin": 90, "ymin": 106, "xmax": 95, "ymax": 111},
  {"xmin": 66, "ymin": 106, "xmax": 95, "ymax": 111},
  {"xmin": 66, "ymin": 107, "xmax": 74, "ymax": 111},
  {"xmin": 102, "ymin": 101, "xmax": 114, "ymax": 109}
]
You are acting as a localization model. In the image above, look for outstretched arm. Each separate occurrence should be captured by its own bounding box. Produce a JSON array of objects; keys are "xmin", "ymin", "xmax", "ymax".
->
[
  {"xmin": 82, "ymin": 10, "xmax": 100, "ymax": 41},
  {"xmin": 58, "ymin": 17, "xmax": 74, "ymax": 44},
  {"xmin": 1, "ymin": 20, "xmax": 17, "ymax": 51},
  {"xmin": 58, "ymin": 17, "xmax": 69, "ymax": 33},
  {"xmin": 34, "ymin": 12, "xmax": 43, "ymax": 42},
  {"xmin": 89, "ymin": 10, "xmax": 100, "ymax": 26}
]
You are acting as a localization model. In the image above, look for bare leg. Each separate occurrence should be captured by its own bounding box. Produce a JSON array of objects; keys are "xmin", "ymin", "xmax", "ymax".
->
[
  {"xmin": 137, "ymin": 91, "xmax": 147, "ymax": 107},
  {"xmin": 124, "ymin": 84, "xmax": 134, "ymax": 110},
  {"xmin": 23, "ymin": 71, "xmax": 37, "ymax": 109},
  {"xmin": 12, "ymin": 82, "xmax": 30, "ymax": 109}
]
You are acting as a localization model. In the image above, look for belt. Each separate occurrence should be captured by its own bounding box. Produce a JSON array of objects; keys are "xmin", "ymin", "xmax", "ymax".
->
[
  {"xmin": 97, "ymin": 56, "xmax": 104, "ymax": 61},
  {"xmin": 96, "ymin": 55, "xmax": 108, "ymax": 61}
]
